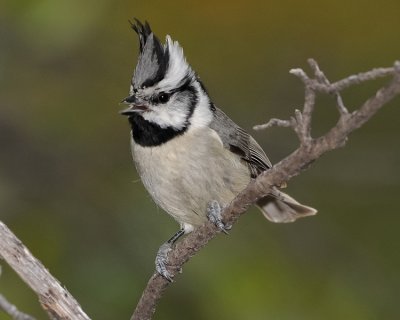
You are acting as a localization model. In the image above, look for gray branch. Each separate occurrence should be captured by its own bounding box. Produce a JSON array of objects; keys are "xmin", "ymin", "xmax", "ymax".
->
[
  {"xmin": 0, "ymin": 221, "xmax": 91, "ymax": 320},
  {"xmin": 131, "ymin": 60, "xmax": 400, "ymax": 320},
  {"xmin": 0, "ymin": 293, "xmax": 36, "ymax": 320}
]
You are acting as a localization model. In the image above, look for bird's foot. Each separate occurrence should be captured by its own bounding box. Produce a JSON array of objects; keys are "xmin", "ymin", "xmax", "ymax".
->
[
  {"xmin": 207, "ymin": 200, "xmax": 231, "ymax": 234},
  {"xmin": 155, "ymin": 242, "xmax": 173, "ymax": 282},
  {"xmin": 155, "ymin": 229, "xmax": 185, "ymax": 282}
]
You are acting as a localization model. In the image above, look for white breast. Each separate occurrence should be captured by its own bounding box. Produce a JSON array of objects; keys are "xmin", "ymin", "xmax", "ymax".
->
[{"xmin": 131, "ymin": 127, "xmax": 251, "ymax": 228}]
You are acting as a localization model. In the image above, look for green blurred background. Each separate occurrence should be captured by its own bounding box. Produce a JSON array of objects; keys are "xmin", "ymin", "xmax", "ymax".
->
[{"xmin": 1, "ymin": 0, "xmax": 399, "ymax": 319}]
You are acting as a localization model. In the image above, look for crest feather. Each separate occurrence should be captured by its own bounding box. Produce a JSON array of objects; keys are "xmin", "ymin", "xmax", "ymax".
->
[
  {"xmin": 130, "ymin": 19, "xmax": 193, "ymax": 90},
  {"xmin": 157, "ymin": 35, "xmax": 193, "ymax": 91},
  {"xmin": 130, "ymin": 19, "xmax": 152, "ymax": 52},
  {"xmin": 130, "ymin": 19, "xmax": 169, "ymax": 88}
]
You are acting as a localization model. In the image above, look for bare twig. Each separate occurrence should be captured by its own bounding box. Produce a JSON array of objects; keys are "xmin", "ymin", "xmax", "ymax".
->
[
  {"xmin": 132, "ymin": 60, "xmax": 400, "ymax": 320},
  {"xmin": 253, "ymin": 118, "xmax": 293, "ymax": 130},
  {"xmin": 0, "ymin": 266, "xmax": 36, "ymax": 319},
  {"xmin": 0, "ymin": 293, "xmax": 36, "ymax": 320},
  {"xmin": 307, "ymin": 59, "xmax": 349, "ymax": 115},
  {"xmin": 0, "ymin": 221, "xmax": 91, "ymax": 320}
]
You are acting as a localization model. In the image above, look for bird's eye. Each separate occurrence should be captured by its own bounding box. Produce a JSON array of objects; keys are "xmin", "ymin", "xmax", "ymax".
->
[{"xmin": 158, "ymin": 92, "xmax": 170, "ymax": 104}]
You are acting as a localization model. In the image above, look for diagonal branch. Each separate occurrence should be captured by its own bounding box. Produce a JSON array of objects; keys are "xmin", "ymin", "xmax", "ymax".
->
[
  {"xmin": 0, "ymin": 221, "xmax": 91, "ymax": 320},
  {"xmin": 131, "ymin": 60, "xmax": 400, "ymax": 320}
]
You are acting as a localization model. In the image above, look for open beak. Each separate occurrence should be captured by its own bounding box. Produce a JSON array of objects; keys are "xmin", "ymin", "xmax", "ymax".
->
[{"xmin": 119, "ymin": 95, "xmax": 149, "ymax": 115}]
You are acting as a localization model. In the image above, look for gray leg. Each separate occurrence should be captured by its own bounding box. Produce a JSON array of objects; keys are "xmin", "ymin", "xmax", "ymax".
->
[
  {"xmin": 155, "ymin": 228, "xmax": 185, "ymax": 282},
  {"xmin": 207, "ymin": 200, "xmax": 231, "ymax": 234}
]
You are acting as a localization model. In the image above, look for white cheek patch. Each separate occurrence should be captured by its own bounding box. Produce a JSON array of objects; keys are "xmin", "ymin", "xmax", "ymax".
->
[
  {"xmin": 189, "ymin": 82, "xmax": 213, "ymax": 128},
  {"xmin": 143, "ymin": 82, "xmax": 213, "ymax": 130},
  {"xmin": 142, "ymin": 96, "xmax": 190, "ymax": 129},
  {"xmin": 143, "ymin": 108, "xmax": 189, "ymax": 129}
]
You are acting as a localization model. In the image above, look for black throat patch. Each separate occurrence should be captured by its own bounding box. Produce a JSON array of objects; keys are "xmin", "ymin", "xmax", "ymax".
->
[{"xmin": 128, "ymin": 114, "xmax": 187, "ymax": 147}]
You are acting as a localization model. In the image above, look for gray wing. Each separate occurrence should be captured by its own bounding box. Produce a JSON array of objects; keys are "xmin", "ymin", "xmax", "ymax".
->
[{"xmin": 209, "ymin": 107, "xmax": 272, "ymax": 177}]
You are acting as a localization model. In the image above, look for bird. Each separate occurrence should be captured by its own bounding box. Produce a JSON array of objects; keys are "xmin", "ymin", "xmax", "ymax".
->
[{"xmin": 120, "ymin": 20, "xmax": 317, "ymax": 281}]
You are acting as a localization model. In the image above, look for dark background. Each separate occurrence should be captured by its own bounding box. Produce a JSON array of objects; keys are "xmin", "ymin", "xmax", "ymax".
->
[{"xmin": 1, "ymin": 1, "xmax": 399, "ymax": 319}]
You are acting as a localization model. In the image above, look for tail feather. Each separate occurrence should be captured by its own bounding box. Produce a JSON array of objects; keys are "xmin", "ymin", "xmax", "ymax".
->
[{"xmin": 256, "ymin": 191, "xmax": 317, "ymax": 223}]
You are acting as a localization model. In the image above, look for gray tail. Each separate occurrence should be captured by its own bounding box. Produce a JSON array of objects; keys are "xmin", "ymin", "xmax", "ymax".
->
[{"xmin": 256, "ymin": 190, "xmax": 317, "ymax": 223}]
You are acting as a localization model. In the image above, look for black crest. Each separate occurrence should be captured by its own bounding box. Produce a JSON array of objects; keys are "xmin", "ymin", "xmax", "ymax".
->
[
  {"xmin": 130, "ymin": 19, "xmax": 170, "ymax": 88},
  {"xmin": 130, "ymin": 19, "xmax": 152, "ymax": 52}
]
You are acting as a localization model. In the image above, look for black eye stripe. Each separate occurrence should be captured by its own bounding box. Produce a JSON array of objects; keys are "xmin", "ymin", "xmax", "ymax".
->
[
  {"xmin": 150, "ymin": 76, "xmax": 194, "ymax": 104},
  {"xmin": 170, "ymin": 77, "xmax": 192, "ymax": 94}
]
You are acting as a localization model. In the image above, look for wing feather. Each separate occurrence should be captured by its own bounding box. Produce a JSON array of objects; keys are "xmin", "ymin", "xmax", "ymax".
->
[{"xmin": 209, "ymin": 107, "xmax": 271, "ymax": 177}]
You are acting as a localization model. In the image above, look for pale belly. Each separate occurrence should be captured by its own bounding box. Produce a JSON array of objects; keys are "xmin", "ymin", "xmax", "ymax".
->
[{"xmin": 131, "ymin": 127, "xmax": 251, "ymax": 227}]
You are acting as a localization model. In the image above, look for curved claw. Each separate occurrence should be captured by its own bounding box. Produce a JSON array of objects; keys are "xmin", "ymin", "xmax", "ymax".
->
[
  {"xmin": 207, "ymin": 200, "xmax": 231, "ymax": 234},
  {"xmin": 155, "ymin": 242, "xmax": 173, "ymax": 282}
]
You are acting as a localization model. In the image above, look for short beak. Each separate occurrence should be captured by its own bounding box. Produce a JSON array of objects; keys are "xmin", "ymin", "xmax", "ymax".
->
[{"xmin": 119, "ymin": 95, "xmax": 148, "ymax": 115}]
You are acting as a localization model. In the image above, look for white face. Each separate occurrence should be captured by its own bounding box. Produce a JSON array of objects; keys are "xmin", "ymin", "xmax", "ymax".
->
[
  {"xmin": 140, "ymin": 84, "xmax": 196, "ymax": 130},
  {"xmin": 129, "ymin": 78, "xmax": 214, "ymax": 132}
]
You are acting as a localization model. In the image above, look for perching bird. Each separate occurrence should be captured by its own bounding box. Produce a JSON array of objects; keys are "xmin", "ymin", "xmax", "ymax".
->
[{"xmin": 120, "ymin": 20, "xmax": 317, "ymax": 281}]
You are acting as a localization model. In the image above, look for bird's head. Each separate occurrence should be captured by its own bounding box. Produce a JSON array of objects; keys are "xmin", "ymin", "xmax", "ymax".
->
[{"xmin": 121, "ymin": 20, "xmax": 212, "ymax": 135}]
